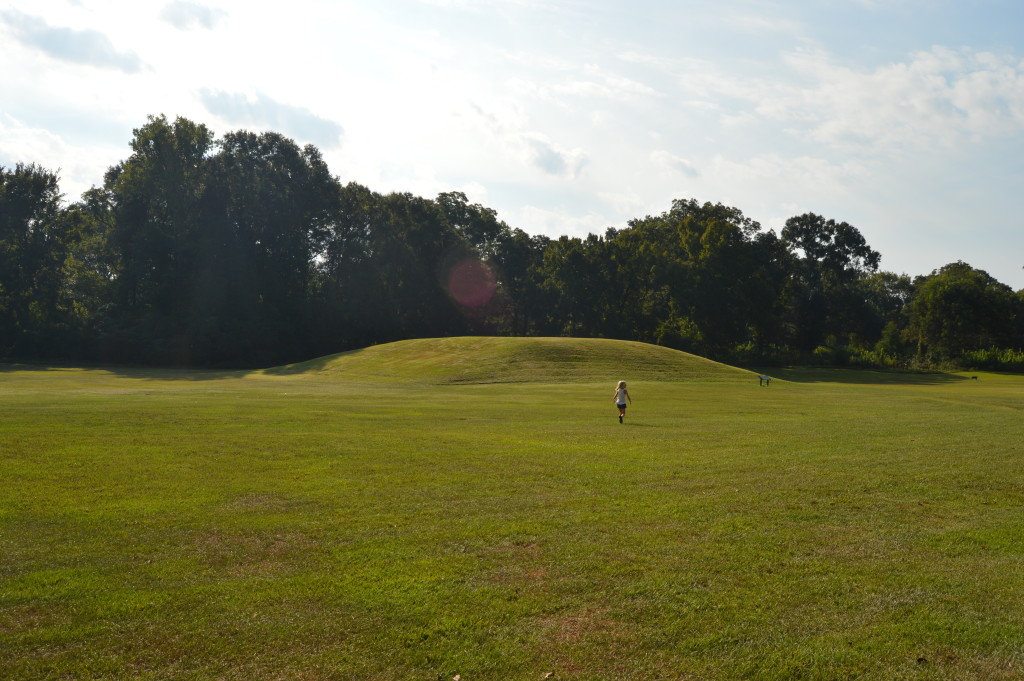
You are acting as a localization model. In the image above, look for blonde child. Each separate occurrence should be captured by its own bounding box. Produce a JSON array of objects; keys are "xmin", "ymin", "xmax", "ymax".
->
[{"xmin": 613, "ymin": 380, "xmax": 631, "ymax": 423}]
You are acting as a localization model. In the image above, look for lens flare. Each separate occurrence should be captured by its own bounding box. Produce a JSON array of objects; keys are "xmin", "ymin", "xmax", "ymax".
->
[{"xmin": 446, "ymin": 258, "xmax": 497, "ymax": 307}]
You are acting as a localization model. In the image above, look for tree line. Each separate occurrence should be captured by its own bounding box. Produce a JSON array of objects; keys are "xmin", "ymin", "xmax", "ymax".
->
[{"xmin": 3, "ymin": 114, "xmax": 1023, "ymax": 369}]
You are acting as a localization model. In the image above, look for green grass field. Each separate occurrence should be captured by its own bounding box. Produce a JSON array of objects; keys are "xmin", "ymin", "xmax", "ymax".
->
[{"xmin": 2, "ymin": 337, "xmax": 1023, "ymax": 680}]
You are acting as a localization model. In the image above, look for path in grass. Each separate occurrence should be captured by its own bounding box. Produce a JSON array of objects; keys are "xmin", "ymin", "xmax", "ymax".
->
[{"xmin": 2, "ymin": 337, "xmax": 1023, "ymax": 680}]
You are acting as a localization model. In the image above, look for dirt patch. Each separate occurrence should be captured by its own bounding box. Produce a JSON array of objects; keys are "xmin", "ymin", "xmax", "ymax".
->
[
  {"xmin": 484, "ymin": 541, "xmax": 549, "ymax": 586},
  {"xmin": 535, "ymin": 606, "xmax": 636, "ymax": 678},
  {"xmin": 196, "ymin": 529, "xmax": 315, "ymax": 577}
]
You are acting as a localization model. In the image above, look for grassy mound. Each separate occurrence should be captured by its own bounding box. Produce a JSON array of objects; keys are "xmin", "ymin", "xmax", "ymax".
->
[{"xmin": 264, "ymin": 336, "xmax": 755, "ymax": 384}]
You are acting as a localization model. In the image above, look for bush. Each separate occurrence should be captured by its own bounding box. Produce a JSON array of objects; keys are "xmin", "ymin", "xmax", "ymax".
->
[
  {"xmin": 960, "ymin": 347, "xmax": 1024, "ymax": 372},
  {"xmin": 811, "ymin": 344, "xmax": 852, "ymax": 366},
  {"xmin": 727, "ymin": 342, "xmax": 800, "ymax": 367}
]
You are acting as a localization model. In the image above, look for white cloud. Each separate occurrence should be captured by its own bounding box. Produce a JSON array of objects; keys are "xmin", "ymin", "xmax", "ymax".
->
[
  {"xmin": 514, "ymin": 204, "xmax": 611, "ymax": 239},
  {"xmin": 651, "ymin": 150, "xmax": 699, "ymax": 178},
  {"xmin": 620, "ymin": 43, "xmax": 1024, "ymax": 159},
  {"xmin": 0, "ymin": 8, "xmax": 145, "ymax": 73},
  {"xmin": 503, "ymin": 56, "xmax": 661, "ymax": 104},
  {"xmin": 467, "ymin": 101, "xmax": 587, "ymax": 180},
  {"xmin": 160, "ymin": 1, "xmax": 227, "ymax": 31},
  {"xmin": 766, "ymin": 46, "xmax": 1024, "ymax": 151},
  {"xmin": 724, "ymin": 10, "xmax": 803, "ymax": 37},
  {"xmin": 522, "ymin": 134, "xmax": 587, "ymax": 178},
  {"xmin": 0, "ymin": 116, "xmax": 122, "ymax": 201},
  {"xmin": 596, "ymin": 188, "xmax": 648, "ymax": 217},
  {"xmin": 198, "ymin": 89, "xmax": 344, "ymax": 149},
  {"xmin": 0, "ymin": 116, "xmax": 68, "ymax": 168},
  {"xmin": 707, "ymin": 154, "xmax": 871, "ymax": 199},
  {"xmin": 458, "ymin": 180, "xmax": 489, "ymax": 205},
  {"xmin": 553, "ymin": 64, "xmax": 661, "ymax": 100}
]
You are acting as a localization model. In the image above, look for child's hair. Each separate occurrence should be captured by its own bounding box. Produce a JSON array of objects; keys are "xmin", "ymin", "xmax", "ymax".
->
[{"xmin": 617, "ymin": 380, "xmax": 627, "ymax": 389}]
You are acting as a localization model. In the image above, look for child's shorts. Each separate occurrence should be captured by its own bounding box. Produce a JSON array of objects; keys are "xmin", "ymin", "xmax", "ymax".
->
[{"xmin": 616, "ymin": 403, "xmax": 627, "ymax": 408}]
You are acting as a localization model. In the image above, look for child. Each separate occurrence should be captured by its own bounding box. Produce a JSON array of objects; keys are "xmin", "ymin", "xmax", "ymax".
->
[{"xmin": 613, "ymin": 380, "xmax": 631, "ymax": 423}]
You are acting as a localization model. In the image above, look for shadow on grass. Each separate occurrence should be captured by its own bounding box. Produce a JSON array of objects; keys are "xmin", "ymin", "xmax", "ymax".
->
[
  {"xmin": 754, "ymin": 367, "xmax": 969, "ymax": 385},
  {"xmin": 0, "ymin": 351, "xmax": 347, "ymax": 380},
  {"xmin": 0, "ymin": 361, "xmax": 250, "ymax": 381},
  {"xmin": 259, "ymin": 354, "xmax": 340, "ymax": 375}
]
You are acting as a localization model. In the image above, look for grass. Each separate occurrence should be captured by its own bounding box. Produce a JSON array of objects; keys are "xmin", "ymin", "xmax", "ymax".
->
[{"xmin": 2, "ymin": 337, "xmax": 1023, "ymax": 680}]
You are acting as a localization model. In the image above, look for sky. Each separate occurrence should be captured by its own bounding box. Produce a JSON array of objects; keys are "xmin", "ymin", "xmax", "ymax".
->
[{"xmin": 3, "ymin": 0, "xmax": 1024, "ymax": 289}]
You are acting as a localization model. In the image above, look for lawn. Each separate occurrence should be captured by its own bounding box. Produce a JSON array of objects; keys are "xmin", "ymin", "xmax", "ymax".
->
[{"xmin": 2, "ymin": 338, "xmax": 1023, "ymax": 680}]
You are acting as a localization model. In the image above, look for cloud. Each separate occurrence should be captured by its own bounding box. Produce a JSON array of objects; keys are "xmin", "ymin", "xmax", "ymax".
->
[
  {"xmin": 0, "ymin": 9, "xmax": 144, "ymax": 73},
  {"xmin": 553, "ymin": 64, "xmax": 661, "ymax": 100},
  {"xmin": 0, "ymin": 116, "xmax": 68, "ymax": 172},
  {"xmin": 710, "ymin": 154, "xmax": 870, "ymax": 192},
  {"xmin": 523, "ymin": 134, "xmax": 587, "ymax": 178},
  {"xmin": 765, "ymin": 47, "xmax": 1024, "ymax": 152},
  {"xmin": 618, "ymin": 51, "xmax": 767, "ymax": 115},
  {"xmin": 468, "ymin": 101, "xmax": 586, "ymax": 179},
  {"xmin": 505, "ymin": 54, "xmax": 661, "ymax": 102},
  {"xmin": 515, "ymin": 204, "xmax": 610, "ymax": 239},
  {"xmin": 651, "ymin": 150, "xmax": 699, "ymax": 177},
  {"xmin": 0, "ymin": 115, "xmax": 124, "ymax": 202},
  {"xmin": 160, "ymin": 1, "xmax": 227, "ymax": 31},
  {"xmin": 198, "ymin": 89, "xmax": 344, "ymax": 149},
  {"xmin": 623, "ymin": 43, "xmax": 1024, "ymax": 158}
]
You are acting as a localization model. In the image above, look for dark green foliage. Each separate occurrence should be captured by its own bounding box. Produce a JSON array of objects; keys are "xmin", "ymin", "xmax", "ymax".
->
[
  {"xmin": 781, "ymin": 213, "xmax": 882, "ymax": 353},
  {"xmin": 0, "ymin": 162, "xmax": 85, "ymax": 358},
  {"xmin": 489, "ymin": 228, "xmax": 549, "ymax": 336},
  {"xmin": 908, "ymin": 261, "xmax": 1019, "ymax": 360},
  {"xmin": 3, "ymin": 115, "xmax": 1023, "ymax": 368}
]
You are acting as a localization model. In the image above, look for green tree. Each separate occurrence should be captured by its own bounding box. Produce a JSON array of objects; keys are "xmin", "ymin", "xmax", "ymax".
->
[
  {"xmin": 781, "ymin": 213, "xmax": 881, "ymax": 352},
  {"xmin": 435, "ymin": 191, "xmax": 506, "ymax": 258},
  {"xmin": 364, "ymin": 192, "xmax": 469, "ymax": 340},
  {"xmin": 857, "ymin": 270, "xmax": 913, "ymax": 354},
  {"xmin": 607, "ymin": 199, "xmax": 793, "ymax": 357},
  {"xmin": 539, "ymin": 234, "xmax": 609, "ymax": 337},
  {"xmin": 54, "ymin": 187, "xmax": 118, "ymax": 357},
  {"xmin": 601, "ymin": 222, "xmax": 676, "ymax": 344},
  {"xmin": 741, "ymin": 230, "xmax": 797, "ymax": 357},
  {"xmin": 907, "ymin": 261, "xmax": 1018, "ymax": 359},
  {"xmin": 489, "ymin": 228, "xmax": 549, "ymax": 336},
  {"xmin": 197, "ymin": 131, "xmax": 341, "ymax": 365},
  {"xmin": 0, "ymin": 163, "xmax": 70, "ymax": 357},
  {"xmin": 101, "ymin": 115, "xmax": 214, "ymax": 362},
  {"xmin": 106, "ymin": 115, "xmax": 213, "ymax": 317},
  {"xmin": 314, "ymin": 181, "xmax": 382, "ymax": 350}
]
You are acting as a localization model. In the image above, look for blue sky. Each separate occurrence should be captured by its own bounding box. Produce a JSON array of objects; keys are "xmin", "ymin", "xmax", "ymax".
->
[{"xmin": 3, "ymin": 0, "xmax": 1024, "ymax": 288}]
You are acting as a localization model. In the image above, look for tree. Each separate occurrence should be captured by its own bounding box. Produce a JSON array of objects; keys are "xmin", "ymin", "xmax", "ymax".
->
[
  {"xmin": 53, "ymin": 187, "xmax": 118, "ymax": 357},
  {"xmin": 539, "ymin": 235, "xmax": 609, "ymax": 337},
  {"xmin": 856, "ymin": 271, "xmax": 913, "ymax": 350},
  {"xmin": 21, "ymin": 112, "xmax": 1024, "ymax": 369},
  {"xmin": 99, "ymin": 115, "xmax": 215, "ymax": 362},
  {"xmin": 106, "ymin": 115, "xmax": 213, "ymax": 317},
  {"xmin": 781, "ymin": 213, "xmax": 881, "ymax": 352},
  {"xmin": 740, "ymin": 230, "xmax": 797, "ymax": 356},
  {"xmin": 435, "ymin": 191, "xmax": 506, "ymax": 258},
  {"xmin": 489, "ymin": 228, "xmax": 548, "ymax": 336},
  {"xmin": 602, "ymin": 221, "xmax": 676, "ymax": 344},
  {"xmin": 314, "ymin": 181, "xmax": 382, "ymax": 350},
  {"xmin": 608, "ymin": 199, "xmax": 793, "ymax": 357},
  {"xmin": 0, "ymin": 163, "xmax": 67, "ymax": 356},
  {"xmin": 907, "ymin": 261, "xmax": 1018, "ymax": 359},
  {"xmin": 194, "ymin": 131, "xmax": 342, "ymax": 365},
  {"xmin": 360, "ymin": 192, "xmax": 469, "ymax": 341}
]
